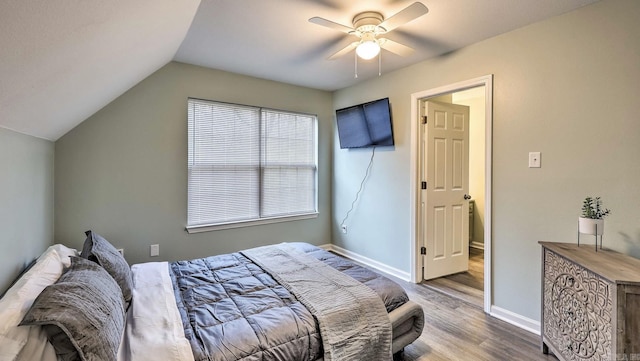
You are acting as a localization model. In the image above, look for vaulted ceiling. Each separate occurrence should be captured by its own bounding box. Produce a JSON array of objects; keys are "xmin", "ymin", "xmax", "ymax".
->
[{"xmin": 0, "ymin": 0, "xmax": 599, "ymax": 141}]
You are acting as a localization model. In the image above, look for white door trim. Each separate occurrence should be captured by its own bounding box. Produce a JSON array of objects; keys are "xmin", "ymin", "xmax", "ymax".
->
[{"xmin": 409, "ymin": 74, "xmax": 493, "ymax": 313}]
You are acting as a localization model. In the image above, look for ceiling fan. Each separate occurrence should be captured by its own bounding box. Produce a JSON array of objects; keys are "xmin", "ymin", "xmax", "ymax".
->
[{"xmin": 309, "ymin": 2, "xmax": 429, "ymax": 61}]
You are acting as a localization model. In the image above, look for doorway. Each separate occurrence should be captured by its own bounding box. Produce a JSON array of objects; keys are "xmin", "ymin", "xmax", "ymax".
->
[{"xmin": 409, "ymin": 75, "xmax": 493, "ymax": 313}]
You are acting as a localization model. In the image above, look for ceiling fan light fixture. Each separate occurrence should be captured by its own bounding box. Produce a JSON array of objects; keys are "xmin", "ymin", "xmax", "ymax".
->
[
  {"xmin": 356, "ymin": 36, "xmax": 380, "ymax": 60},
  {"xmin": 310, "ymin": 2, "xmax": 429, "ymax": 65}
]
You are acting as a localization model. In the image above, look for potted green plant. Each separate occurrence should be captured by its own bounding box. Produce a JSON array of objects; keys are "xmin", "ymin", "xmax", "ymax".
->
[{"xmin": 578, "ymin": 196, "xmax": 611, "ymax": 235}]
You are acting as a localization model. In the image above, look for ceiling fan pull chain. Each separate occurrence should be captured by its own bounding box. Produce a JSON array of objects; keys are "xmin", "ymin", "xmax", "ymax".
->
[
  {"xmin": 354, "ymin": 51, "xmax": 358, "ymax": 78},
  {"xmin": 378, "ymin": 51, "xmax": 382, "ymax": 76}
]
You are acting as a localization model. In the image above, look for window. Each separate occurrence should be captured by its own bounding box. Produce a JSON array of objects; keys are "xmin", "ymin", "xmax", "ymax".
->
[{"xmin": 187, "ymin": 98, "xmax": 317, "ymax": 232}]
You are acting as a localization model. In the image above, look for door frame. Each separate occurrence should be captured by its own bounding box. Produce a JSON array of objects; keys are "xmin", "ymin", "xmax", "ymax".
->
[{"xmin": 409, "ymin": 74, "xmax": 493, "ymax": 313}]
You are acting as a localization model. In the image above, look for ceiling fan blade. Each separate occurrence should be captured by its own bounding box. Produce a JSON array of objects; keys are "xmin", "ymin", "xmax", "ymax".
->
[
  {"xmin": 309, "ymin": 16, "xmax": 354, "ymax": 34},
  {"xmin": 328, "ymin": 42, "xmax": 358, "ymax": 60},
  {"xmin": 393, "ymin": 29, "xmax": 452, "ymax": 53},
  {"xmin": 379, "ymin": 2, "xmax": 428, "ymax": 33},
  {"xmin": 379, "ymin": 38, "xmax": 414, "ymax": 56}
]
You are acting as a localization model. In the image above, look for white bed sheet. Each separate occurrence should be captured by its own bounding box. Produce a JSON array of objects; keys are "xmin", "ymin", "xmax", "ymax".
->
[
  {"xmin": 118, "ymin": 262, "xmax": 194, "ymax": 361},
  {"xmin": 0, "ymin": 244, "xmax": 77, "ymax": 361}
]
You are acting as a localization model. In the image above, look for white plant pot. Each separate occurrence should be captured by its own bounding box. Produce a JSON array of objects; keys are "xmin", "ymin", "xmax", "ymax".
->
[{"xmin": 578, "ymin": 217, "xmax": 604, "ymax": 235}]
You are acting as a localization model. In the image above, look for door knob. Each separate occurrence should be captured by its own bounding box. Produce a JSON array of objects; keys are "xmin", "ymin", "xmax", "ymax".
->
[{"xmin": 464, "ymin": 194, "xmax": 472, "ymax": 200}]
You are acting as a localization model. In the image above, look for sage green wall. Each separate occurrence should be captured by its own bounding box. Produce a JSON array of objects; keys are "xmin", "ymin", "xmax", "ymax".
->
[
  {"xmin": 55, "ymin": 62, "xmax": 333, "ymax": 263},
  {"xmin": 0, "ymin": 128, "xmax": 54, "ymax": 294},
  {"xmin": 333, "ymin": 0, "xmax": 640, "ymax": 321}
]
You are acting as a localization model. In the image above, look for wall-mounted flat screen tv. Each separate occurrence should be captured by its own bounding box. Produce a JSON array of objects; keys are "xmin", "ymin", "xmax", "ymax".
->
[{"xmin": 336, "ymin": 97, "xmax": 394, "ymax": 149}]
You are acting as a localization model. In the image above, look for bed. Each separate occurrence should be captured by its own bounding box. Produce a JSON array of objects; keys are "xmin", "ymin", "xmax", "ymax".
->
[{"xmin": 0, "ymin": 232, "xmax": 424, "ymax": 361}]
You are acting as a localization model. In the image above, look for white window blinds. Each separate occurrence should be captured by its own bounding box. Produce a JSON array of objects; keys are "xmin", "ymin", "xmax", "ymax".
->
[{"xmin": 188, "ymin": 98, "xmax": 317, "ymax": 229}]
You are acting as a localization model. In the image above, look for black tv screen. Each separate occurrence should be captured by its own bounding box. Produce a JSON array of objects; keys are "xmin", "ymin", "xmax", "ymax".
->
[{"xmin": 336, "ymin": 97, "xmax": 394, "ymax": 149}]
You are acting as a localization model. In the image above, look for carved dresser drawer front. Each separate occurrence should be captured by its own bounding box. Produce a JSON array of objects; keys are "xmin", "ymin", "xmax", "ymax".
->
[
  {"xmin": 543, "ymin": 249, "xmax": 612, "ymax": 361},
  {"xmin": 540, "ymin": 242, "xmax": 640, "ymax": 361}
]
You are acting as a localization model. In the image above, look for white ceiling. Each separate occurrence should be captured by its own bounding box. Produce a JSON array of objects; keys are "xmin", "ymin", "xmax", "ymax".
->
[
  {"xmin": 0, "ymin": 0, "xmax": 200, "ymax": 141},
  {"xmin": 0, "ymin": 0, "xmax": 599, "ymax": 141}
]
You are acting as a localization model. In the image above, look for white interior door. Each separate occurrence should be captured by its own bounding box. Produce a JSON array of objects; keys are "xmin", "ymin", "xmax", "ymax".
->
[{"xmin": 421, "ymin": 100, "xmax": 470, "ymax": 280}]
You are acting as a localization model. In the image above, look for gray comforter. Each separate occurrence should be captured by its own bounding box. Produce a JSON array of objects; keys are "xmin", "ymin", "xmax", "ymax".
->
[
  {"xmin": 169, "ymin": 243, "xmax": 409, "ymax": 361},
  {"xmin": 243, "ymin": 244, "xmax": 392, "ymax": 361}
]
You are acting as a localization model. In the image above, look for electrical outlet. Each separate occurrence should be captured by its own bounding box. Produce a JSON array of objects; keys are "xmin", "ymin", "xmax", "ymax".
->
[
  {"xmin": 341, "ymin": 225, "xmax": 348, "ymax": 234},
  {"xmin": 116, "ymin": 248, "xmax": 124, "ymax": 256},
  {"xmin": 150, "ymin": 244, "xmax": 159, "ymax": 257}
]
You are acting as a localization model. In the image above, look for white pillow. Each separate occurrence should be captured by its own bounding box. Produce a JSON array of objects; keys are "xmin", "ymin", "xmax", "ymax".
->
[{"xmin": 0, "ymin": 244, "xmax": 77, "ymax": 361}]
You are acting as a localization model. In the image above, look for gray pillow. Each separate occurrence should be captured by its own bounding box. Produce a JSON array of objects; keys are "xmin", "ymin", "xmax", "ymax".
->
[
  {"xmin": 81, "ymin": 230, "xmax": 133, "ymax": 308},
  {"xmin": 20, "ymin": 256, "xmax": 125, "ymax": 361}
]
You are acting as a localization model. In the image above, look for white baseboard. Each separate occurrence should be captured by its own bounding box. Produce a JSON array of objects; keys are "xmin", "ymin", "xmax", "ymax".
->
[
  {"xmin": 470, "ymin": 241, "xmax": 485, "ymax": 250},
  {"xmin": 325, "ymin": 244, "xmax": 412, "ymax": 282},
  {"xmin": 490, "ymin": 305, "xmax": 540, "ymax": 335}
]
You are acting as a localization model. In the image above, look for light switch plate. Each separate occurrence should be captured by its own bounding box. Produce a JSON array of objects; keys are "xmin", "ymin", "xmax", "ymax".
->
[
  {"xmin": 529, "ymin": 152, "xmax": 541, "ymax": 168},
  {"xmin": 150, "ymin": 244, "xmax": 159, "ymax": 257}
]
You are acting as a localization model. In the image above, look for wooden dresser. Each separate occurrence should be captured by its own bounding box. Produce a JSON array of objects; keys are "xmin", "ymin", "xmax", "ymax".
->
[{"xmin": 540, "ymin": 242, "xmax": 640, "ymax": 361}]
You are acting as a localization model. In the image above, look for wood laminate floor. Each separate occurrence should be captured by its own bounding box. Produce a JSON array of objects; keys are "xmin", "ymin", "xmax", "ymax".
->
[
  {"xmin": 422, "ymin": 248, "xmax": 485, "ymax": 308},
  {"xmin": 387, "ymin": 248, "xmax": 558, "ymax": 361}
]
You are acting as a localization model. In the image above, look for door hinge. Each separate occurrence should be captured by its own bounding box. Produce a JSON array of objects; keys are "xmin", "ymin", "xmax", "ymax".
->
[
  {"xmin": 421, "ymin": 181, "xmax": 427, "ymax": 190},
  {"xmin": 421, "ymin": 116, "xmax": 427, "ymax": 124},
  {"xmin": 420, "ymin": 246, "xmax": 426, "ymax": 255}
]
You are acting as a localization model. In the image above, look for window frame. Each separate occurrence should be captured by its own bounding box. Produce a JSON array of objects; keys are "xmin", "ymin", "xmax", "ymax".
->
[{"xmin": 186, "ymin": 98, "xmax": 319, "ymax": 233}]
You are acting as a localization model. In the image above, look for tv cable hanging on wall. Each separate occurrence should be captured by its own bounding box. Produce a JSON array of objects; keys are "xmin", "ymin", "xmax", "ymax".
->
[{"xmin": 340, "ymin": 147, "xmax": 376, "ymax": 232}]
